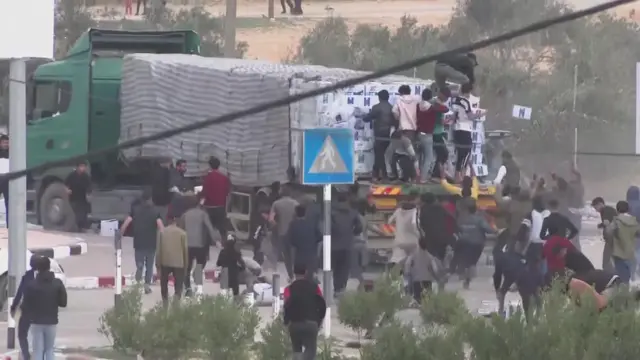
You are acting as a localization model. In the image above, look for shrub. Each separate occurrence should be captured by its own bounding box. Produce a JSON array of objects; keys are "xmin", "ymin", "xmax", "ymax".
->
[
  {"xmin": 98, "ymin": 286, "xmax": 144, "ymax": 354},
  {"xmin": 136, "ymin": 301, "xmax": 202, "ymax": 360},
  {"xmin": 253, "ymin": 317, "xmax": 292, "ymax": 360},
  {"xmin": 195, "ymin": 296, "xmax": 259, "ymax": 360},
  {"xmin": 337, "ymin": 289, "xmax": 380, "ymax": 339},
  {"xmin": 419, "ymin": 290, "xmax": 470, "ymax": 326}
]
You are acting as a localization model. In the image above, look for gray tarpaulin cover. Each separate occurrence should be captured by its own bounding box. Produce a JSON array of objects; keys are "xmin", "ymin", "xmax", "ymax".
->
[{"xmin": 119, "ymin": 53, "xmax": 416, "ymax": 187}]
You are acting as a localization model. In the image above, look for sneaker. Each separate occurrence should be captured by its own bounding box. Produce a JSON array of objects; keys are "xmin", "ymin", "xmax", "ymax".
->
[{"xmin": 144, "ymin": 285, "xmax": 152, "ymax": 294}]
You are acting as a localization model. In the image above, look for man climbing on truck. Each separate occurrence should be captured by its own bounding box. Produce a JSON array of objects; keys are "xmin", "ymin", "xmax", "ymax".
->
[
  {"xmin": 416, "ymin": 88, "xmax": 449, "ymax": 183},
  {"xmin": 363, "ymin": 90, "xmax": 394, "ymax": 181},
  {"xmin": 434, "ymin": 52, "xmax": 477, "ymax": 92}
]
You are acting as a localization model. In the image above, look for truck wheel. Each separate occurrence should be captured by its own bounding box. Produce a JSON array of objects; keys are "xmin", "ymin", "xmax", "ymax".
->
[{"xmin": 39, "ymin": 182, "xmax": 77, "ymax": 232}]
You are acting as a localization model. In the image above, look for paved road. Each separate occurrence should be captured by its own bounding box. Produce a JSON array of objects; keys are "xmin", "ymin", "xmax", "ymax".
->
[{"xmin": 0, "ymin": 219, "xmax": 604, "ymax": 356}]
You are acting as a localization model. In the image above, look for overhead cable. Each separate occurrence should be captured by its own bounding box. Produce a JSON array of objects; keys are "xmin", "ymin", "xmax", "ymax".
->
[{"xmin": 1, "ymin": 0, "xmax": 634, "ymax": 182}]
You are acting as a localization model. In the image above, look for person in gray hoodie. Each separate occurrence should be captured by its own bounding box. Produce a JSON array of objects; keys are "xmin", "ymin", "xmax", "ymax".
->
[
  {"xmin": 178, "ymin": 195, "xmax": 219, "ymax": 297},
  {"xmin": 405, "ymin": 238, "xmax": 440, "ymax": 304},
  {"xmin": 451, "ymin": 200, "xmax": 496, "ymax": 289},
  {"xmin": 351, "ymin": 200, "xmax": 369, "ymax": 288},
  {"xmin": 605, "ymin": 200, "xmax": 640, "ymax": 284},
  {"xmin": 330, "ymin": 191, "xmax": 362, "ymax": 294}
]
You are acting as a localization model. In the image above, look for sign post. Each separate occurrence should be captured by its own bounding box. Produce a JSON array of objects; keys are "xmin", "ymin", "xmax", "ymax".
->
[
  {"xmin": 302, "ymin": 128, "xmax": 355, "ymax": 338},
  {"xmin": 0, "ymin": 0, "xmax": 55, "ymax": 349}
]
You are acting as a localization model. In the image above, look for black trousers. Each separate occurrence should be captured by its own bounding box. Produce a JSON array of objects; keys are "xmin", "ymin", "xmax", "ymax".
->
[
  {"xmin": 18, "ymin": 314, "xmax": 30, "ymax": 360},
  {"xmin": 280, "ymin": 0, "xmax": 293, "ymax": 12},
  {"xmin": 159, "ymin": 266, "xmax": 185, "ymax": 304},
  {"xmin": 412, "ymin": 281, "xmax": 432, "ymax": 304},
  {"xmin": 136, "ymin": 0, "xmax": 147, "ymax": 14},
  {"xmin": 184, "ymin": 246, "xmax": 208, "ymax": 290},
  {"xmin": 206, "ymin": 206, "xmax": 228, "ymax": 241},
  {"xmin": 373, "ymin": 139, "xmax": 390, "ymax": 179},
  {"xmin": 332, "ymin": 249, "xmax": 350, "ymax": 293},
  {"xmin": 289, "ymin": 321, "xmax": 319, "ymax": 360},
  {"xmin": 70, "ymin": 199, "xmax": 90, "ymax": 230},
  {"xmin": 493, "ymin": 252, "xmax": 541, "ymax": 315}
]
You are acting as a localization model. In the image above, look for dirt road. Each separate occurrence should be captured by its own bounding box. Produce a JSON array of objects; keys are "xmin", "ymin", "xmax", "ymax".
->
[{"xmin": 203, "ymin": 0, "xmax": 456, "ymax": 61}]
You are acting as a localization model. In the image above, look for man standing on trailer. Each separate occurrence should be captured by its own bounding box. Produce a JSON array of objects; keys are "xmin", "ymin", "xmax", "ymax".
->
[{"xmin": 202, "ymin": 156, "xmax": 231, "ymax": 241}]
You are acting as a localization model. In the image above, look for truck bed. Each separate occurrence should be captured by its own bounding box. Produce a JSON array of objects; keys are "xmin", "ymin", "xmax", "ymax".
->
[{"xmin": 118, "ymin": 54, "xmax": 426, "ymax": 187}]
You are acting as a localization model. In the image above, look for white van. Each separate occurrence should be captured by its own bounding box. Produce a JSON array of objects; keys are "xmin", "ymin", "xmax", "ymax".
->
[{"xmin": 0, "ymin": 248, "xmax": 66, "ymax": 310}]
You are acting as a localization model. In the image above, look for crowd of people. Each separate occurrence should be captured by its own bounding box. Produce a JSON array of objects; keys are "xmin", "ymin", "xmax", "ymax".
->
[{"xmin": 364, "ymin": 52, "xmax": 483, "ymax": 184}]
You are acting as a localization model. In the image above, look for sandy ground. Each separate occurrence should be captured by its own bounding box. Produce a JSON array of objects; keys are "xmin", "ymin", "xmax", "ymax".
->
[
  {"xmin": 92, "ymin": 0, "xmax": 640, "ymax": 61},
  {"xmin": 205, "ymin": 0, "xmax": 456, "ymax": 61}
]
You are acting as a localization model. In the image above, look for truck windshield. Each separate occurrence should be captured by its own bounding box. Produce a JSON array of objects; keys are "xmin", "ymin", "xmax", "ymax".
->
[{"xmin": 31, "ymin": 81, "xmax": 71, "ymax": 120}]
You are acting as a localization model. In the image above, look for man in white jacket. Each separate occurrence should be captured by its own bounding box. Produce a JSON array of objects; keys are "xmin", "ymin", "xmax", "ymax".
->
[{"xmin": 385, "ymin": 85, "xmax": 429, "ymax": 181}]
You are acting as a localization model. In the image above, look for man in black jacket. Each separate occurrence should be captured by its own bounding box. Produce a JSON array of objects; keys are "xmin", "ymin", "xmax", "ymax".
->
[
  {"xmin": 23, "ymin": 257, "xmax": 67, "ymax": 360},
  {"xmin": 363, "ymin": 90, "xmax": 395, "ymax": 181},
  {"xmin": 65, "ymin": 161, "xmax": 92, "ymax": 231},
  {"xmin": 540, "ymin": 199, "xmax": 578, "ymax": 241},
  {"xmin": 120, "ymin": 189, "xmax": 165, "ymax": 294},
  {"xmin": 330, "ymin": 191, "xmax": 363, "ymax": 294},
  {"xmin": 10, "ymin": 255, "xmax": 40, "ymax": 360},
  {"xmin": 434, "ymin": 53, "xmax": 477, "ymax": 91},
  {"xmin": 151, "ymin": 158, "xmax": 173, "ymax": 223},
  {"xmin": 283, "ymin": 262, "xmax": 327, "ymax": 360},
  {"xmin": 288, "ymin": 205, "xmax": 322, "ymax": 279},
  {"xmin": 591, "ymin": 197, "xmax": 617, "ymax": 272}
]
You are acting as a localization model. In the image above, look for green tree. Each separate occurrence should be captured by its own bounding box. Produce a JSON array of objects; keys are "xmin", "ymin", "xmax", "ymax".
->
[
  {"xmin": 54, "ymin": 0, "xmax": 97, "ymax": 58},
  {"xmin": 294, "ymin": 0, "xmax": 640, "ymax": 186},
  {"xmin": 140, "ymin": 5, "xmax": 248, "ymax": 57}
]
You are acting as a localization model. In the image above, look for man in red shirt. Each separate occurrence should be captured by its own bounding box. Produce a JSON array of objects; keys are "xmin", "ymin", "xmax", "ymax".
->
[
  {"xmin": 201, "ymin": 156, "xmax": 231, "ymax": 240},
  {"xmin": 416, "ymin": 89, "xmax": 449, "ymax": 183},
  {"xmin": 542, "ymin": 232, "xmax": 576, "ymax": 273}
]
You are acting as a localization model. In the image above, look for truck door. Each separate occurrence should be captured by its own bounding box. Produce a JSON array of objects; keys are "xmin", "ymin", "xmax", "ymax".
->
[{"xmin": 27, "ymin": 60, "xmax": 90, "ymax": 168}]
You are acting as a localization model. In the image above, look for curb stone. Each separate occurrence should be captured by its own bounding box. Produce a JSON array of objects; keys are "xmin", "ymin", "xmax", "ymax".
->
[
  {"xmin": 66, "ymin": 269, "xmax": 220, "ymax": 289},
  {"xmin": 31, "ymin": 239, "xmax": 88, "ymax": 259}
]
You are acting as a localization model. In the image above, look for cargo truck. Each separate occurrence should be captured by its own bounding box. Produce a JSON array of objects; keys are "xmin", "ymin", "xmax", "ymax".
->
[{"xmin": 26, "ymin": 29, "xmax": 504, "ymax": 264}]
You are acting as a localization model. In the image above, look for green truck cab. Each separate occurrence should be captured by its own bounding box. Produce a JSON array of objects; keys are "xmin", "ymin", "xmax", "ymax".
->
[{"xmin": 27, "ymin": 29, "xmax": 200, "ymax": 231}]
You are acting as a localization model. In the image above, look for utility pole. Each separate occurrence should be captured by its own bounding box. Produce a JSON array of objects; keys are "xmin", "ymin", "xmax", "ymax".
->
[
  {"xmin": 268, "ymin": 0, "xmax": 275, "ymax": 20},
  {"xmin": 6, "ymin": 58, "xmax": 27, "ymax": 350},
  {"xmin": 572, "ymin": 64, "xmax": 578, "ymax": 166},
  {"xmin": 224, "ymin": 0, "xmax": 237, "ymax": 58}
]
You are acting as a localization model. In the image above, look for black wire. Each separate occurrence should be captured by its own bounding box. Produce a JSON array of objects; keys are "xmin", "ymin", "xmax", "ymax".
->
[{"xmin": 0, "ymin": 0, "xmax": 634, "ymax": 182}]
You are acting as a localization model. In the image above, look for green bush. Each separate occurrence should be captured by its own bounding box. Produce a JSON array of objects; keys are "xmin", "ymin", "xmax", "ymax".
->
[
  {"xmin": 419, "ymin": 290, "xmax": 470, "ymax": 326},
  {"xmin": 196, "ymin": 296, "xmax": 259, "ymax": 360},
  {"xmin": 253, "ymin": 318, "xmax": 292, "ymax": 360},
  {"xmin": 98, "ymin": 286, "xmax": 144, "ymax": 354},
  {"xmin": 337, "ymin": 289, "xmax": 380, "ymax": 338},
  {"xmin": 136, "ymin": 302, "xmax": 202, "ymax": 360},
  {"xmin": 100, "ymin": 278, "xmax": 640, "ymax": 360}
]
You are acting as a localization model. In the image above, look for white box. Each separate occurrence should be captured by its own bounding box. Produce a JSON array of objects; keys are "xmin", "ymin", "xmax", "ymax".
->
[{"xmin": 100, "ymin": 219, "xmax": 119, "ymax": 237}]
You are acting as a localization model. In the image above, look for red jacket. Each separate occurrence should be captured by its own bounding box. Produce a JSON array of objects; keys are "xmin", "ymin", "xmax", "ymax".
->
[
  {"xmin": 416, "ymin": 102, "xmax": 449, "ymax": 134},
  {"xmin": 542, "ymin": 235, "xmax": 576, "ymax": 272},
  {"xmin": 283, "ymin": 282, "xmax": 323, "ymax": 302},
  {"xmin": 202, "ymin": 170, "xmax": 231, "ymax": 207}
]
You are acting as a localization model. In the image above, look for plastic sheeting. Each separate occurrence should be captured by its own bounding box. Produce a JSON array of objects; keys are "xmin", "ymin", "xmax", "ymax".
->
[{"xmin": 119, "ymin": 53, "xmax": 485, "ymax": 186}]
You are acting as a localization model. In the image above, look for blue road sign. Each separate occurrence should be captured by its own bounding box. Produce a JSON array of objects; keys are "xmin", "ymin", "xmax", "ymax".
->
[{"xmin": 302, "ymin": 128, "xmax": 355, "ymax": 185}]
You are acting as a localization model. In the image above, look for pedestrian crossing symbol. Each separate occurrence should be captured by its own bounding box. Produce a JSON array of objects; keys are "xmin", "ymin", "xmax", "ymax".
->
[
  {"xmin": 303, "ymin": 128, "xmax": 355, "ymax": 185},
  {"xmin": 309, "ymin": 136, "xmax": 348, "ymax": 174}
]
